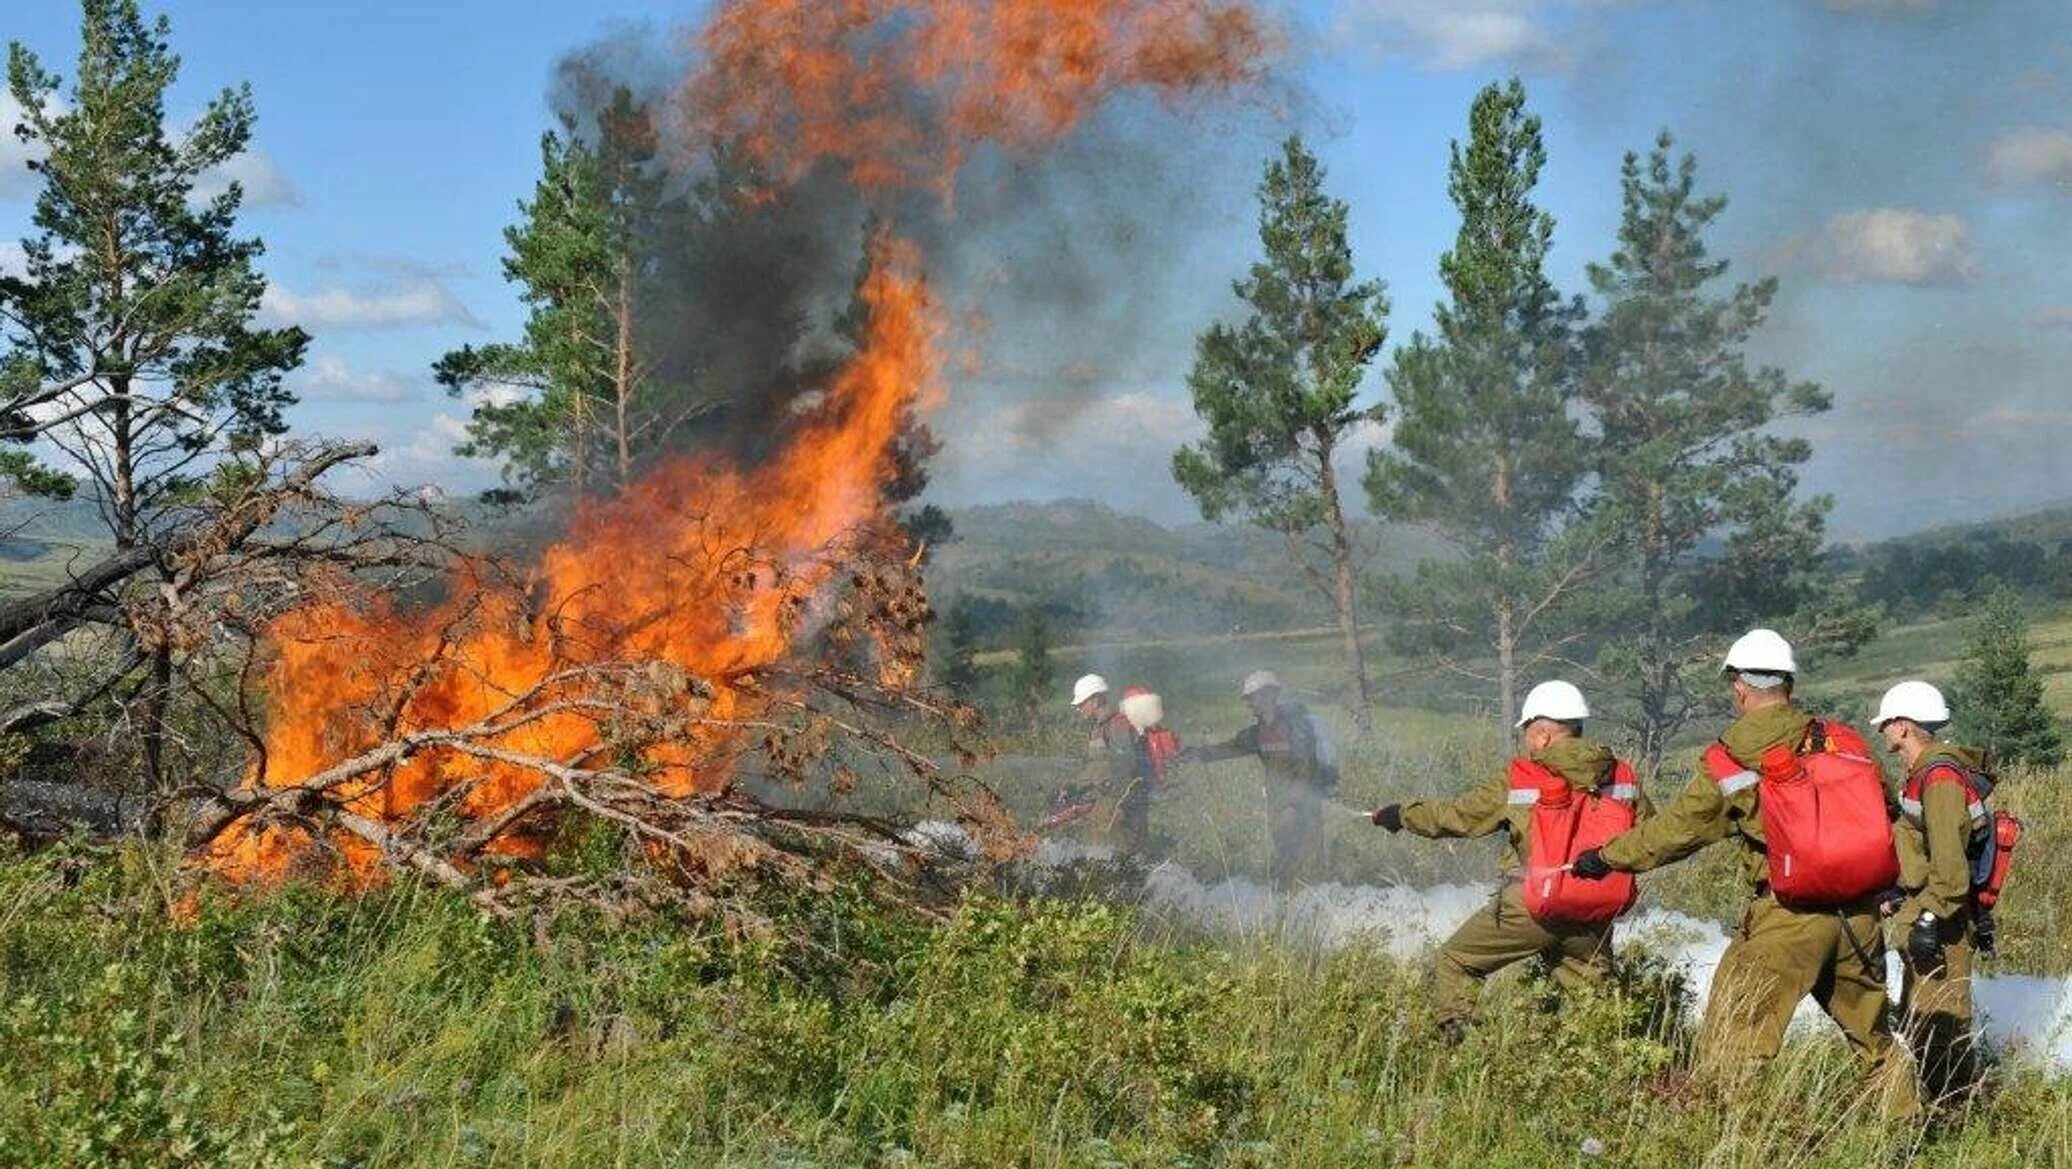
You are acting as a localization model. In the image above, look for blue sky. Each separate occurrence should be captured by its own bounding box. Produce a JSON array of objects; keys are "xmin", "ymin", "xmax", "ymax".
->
[{"xmin": 6, "ymin": 0, "xmax": 2071, "ymax": 540}]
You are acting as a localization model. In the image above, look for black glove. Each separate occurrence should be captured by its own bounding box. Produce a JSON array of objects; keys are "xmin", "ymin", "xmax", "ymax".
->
[
  {"xmin": 1907, "ymin": 913, "xmax": 1946, "ymax": 976},
  {"xmin": 1570, "ymin": 849, "xmax": 1613, "ymax": 880},
  {"xmin": 1372, "ymin": 804, "xmax": 1403, "ymax": 832},
  {"xmin": 1974, "ymin": 909, "xmax": 1998, "ymax": 960}
]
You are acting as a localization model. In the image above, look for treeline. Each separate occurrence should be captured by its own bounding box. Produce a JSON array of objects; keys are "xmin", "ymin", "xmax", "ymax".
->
[
  {"xmin": 1846, "ymin": 529, "xmax": 2072, "ymax": 619},
  {"xmin": 1171, "ymin": 81, "xmax": 1869, "ymax": 776}
]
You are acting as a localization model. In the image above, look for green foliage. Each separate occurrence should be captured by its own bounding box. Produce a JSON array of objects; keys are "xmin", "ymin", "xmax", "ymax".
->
[
  {"xmin": 1857, "ymin": 528, "xmax": 2072, "ymax": 618},
  {"xmin": 1173, "ymin": 134, "xmax": 1388, "ymax": 708},
  {"xmin": 2, "ymin": 0, "xmax": 306, "ymax": 541},
  {"xmin": 438, "ymin": 90, "xmax": 665, "ymax": 500},
  {"xmin": 1954, "ymin": 589, "xmax": 2066, "ymax": 768},
  {"xmin": 1009, "ymin": 608, "xmax": 1058, "ymax": 725},
  {"xmin": 1363, "ymin": 79, "xmax": 1589, "ymax": 729},
  {"xmin": 1576, "ymin": 132, "xmax": 1868, "ymax": 778},
  {"xmin": 935, "ymin": 599, "xmax": 980, "ymax": 698},
  {"xmin": 1171, "ymin": 135, "xmax": 1387, "ymax": 530}
]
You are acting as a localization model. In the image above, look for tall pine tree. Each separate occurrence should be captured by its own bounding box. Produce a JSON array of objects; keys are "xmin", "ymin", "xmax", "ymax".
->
[
  {"xmin": 437, "ymin": 89, "xmax": 667, "ymax": 502},
  {"xmin": 1953, "ymin": 588, "xmax": 2064, "ymax": 769},
  {"xmin": 1364, "ymin": 79, "xmax": 1588, "ymax": 730},
  {"xmin": 1172, "ymin": 135, "xmax": 1388, "ymax": 717},
  {"xmin": 2, "ymin": 0, "xmax": 307, "ymax": 789},
  {"xmin": 1577, "ymin": 133, "xmax": 1865, "ymax": 778}
]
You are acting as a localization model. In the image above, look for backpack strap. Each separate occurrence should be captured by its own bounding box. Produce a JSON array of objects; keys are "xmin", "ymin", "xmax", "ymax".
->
[
  {"xmin": 1605, "ymin": 760, "xmax": 1641, "ymax": 803},
  {"xmin": 1702, "ymin": 742, "xmax": 1759, "ymax": 797},
  {"xmin": 1902, "ymin": 760, "xmax": 1990, "ymax": 826},
  {"xmin": 1508, "ymin": 758, "xmax": 1560, "ymax": 805}
]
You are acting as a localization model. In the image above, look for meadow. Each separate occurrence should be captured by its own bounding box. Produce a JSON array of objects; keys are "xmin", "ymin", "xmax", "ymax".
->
[{"xmin": 7, "ymin": 620, "xmax": 2072, "ymax": 1167}]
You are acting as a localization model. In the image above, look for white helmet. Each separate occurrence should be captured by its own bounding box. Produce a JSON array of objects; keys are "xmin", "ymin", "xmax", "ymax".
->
[
  {"xmin": 1240, "ymin": 669, "xmax": 1281, "ymax": 697},
  {"xmin": 1070, "ymin": 673, "xmax": 1109, "ymax": 707},
  {"xmin": 1721, "ymin": 628, "xmax": 1797, "ymax": 677},
  {"xmin": 1516, "ymin": 680, "xmax": 1590, "ymax": 728},
  {"xmin": 1874, "ymin": 680, "xmax": 1951, "ymax": 729}
]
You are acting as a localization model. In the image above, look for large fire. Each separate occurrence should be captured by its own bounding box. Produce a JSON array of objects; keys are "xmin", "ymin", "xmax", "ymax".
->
[{"xmin": 203, "ymin": 0, "xmax": 1267, "ymax": 886}]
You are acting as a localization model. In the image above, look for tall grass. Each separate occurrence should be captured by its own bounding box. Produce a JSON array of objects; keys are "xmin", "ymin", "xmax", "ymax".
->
[{"xmin": 1, "ymin": 844, "xmax": 2067, "ymax": 1168}]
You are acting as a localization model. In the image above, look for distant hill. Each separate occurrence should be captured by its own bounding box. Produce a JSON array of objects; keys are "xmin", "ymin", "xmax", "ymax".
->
[
  {"xmin": 1855, "ymin": 503, "xmax": 2072, "ymax": 552},
  {"xmin": 927, "ymin": 498, "xmax": 1450, "ymax": 643}
]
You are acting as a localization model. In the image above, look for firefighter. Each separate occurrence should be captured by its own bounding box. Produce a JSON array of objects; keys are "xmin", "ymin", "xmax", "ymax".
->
[
  {"xmin": 1179, "ymin": 670, "xmax": 1339, "ymax": 888},
  {"xmin": 1569, "ymin": 629, "xmax": 1920, "ymax": 1118},
  {"xmin": 1370, "ymin": 681, "xmax": 1648, "ymax": 1043},
  {"xmin": 1068, "ymin": 673, "xmax": 1149, "ymax": 854},
  {"xmin": 1875, "ymin": 680, "xmax": 1989, "ymax": 1103}
]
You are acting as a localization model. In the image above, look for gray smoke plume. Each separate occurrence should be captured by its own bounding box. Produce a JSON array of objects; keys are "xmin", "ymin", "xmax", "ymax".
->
[{"xmin": 540, "ymin": 17, "xmax": 1287, "ymax": 494}]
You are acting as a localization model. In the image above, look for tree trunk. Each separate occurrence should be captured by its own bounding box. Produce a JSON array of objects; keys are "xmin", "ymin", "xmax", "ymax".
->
[
  {"xmin": 107, "ymin": 375, "xmax": 174, "ymax": 797},
  {"xmin": 1315, "ymin": 437, "xmax": 1373, "ymax": 724},
  {"xmin": 614, "ymin": 253, "xmax": 635, "ymax": 488},
  {"xmin": 1496, "ymin": 602, "xmax": 1518, "ymax": 734},
  {"xmin": 1492, "ymin": 457, "xmax": 1518, "ymax": 733},
  {"xmin": 140, "ymin": 645, "xmax": 174, "ymax": 807},
  {"xmin": 1637, "ymin": 480, "xmax": 1669, "ymax": 782},
  {"xmin": 109, "ymin": 376, "xmax": 137, "ymax": 550}
]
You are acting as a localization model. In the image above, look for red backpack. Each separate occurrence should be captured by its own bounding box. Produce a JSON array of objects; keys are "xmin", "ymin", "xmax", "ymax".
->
[
  {"xmin": 1901, "ymin": 759, "xmax": 2022, "ymax": 911},
  {"xmin": 1703, "ymin": 720, "xmax": 1899, "ymax": 908},
  {"xmin": 1514, "ymin": 758, "xmax": 1642, "ymax": 925},
  {"xmin": 1140, "ymin": 726, "xmax": 1181, "ymax": 786}
]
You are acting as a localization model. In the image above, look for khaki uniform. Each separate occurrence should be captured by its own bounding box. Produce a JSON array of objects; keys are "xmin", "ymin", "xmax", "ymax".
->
[
  {"xmin": 1401, "ymin": 737, "xmax": 1647, "ymax": 1026},
  {"xmin": 1895, "ymin": 743, "xmax": 1990, "ymax": 1102},
  {"xmin": 1080, "ymin": 710, "xmax": 1150, "ymax": 855},
  {"xmin": 1598, "ymin": 704, "xmax": 1920, "ymax": 1118},
  {"xmin": 1195, "ymin": 703, "xmax": 1334, "ymax": 887}
]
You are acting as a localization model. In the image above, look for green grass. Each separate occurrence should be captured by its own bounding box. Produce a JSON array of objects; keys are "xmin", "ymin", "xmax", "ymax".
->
[{"xmin": 4, "ymin": 848, "xmax": 2071, "ymax": 1168}]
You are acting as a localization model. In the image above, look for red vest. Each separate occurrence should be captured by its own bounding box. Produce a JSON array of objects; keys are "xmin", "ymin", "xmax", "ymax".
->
[
  {"xmin": 1900, "ymin": 759, "xmax": 2021, "ymax": 911},
  {"xmin": 1701, "ymin": 720, "xmax": 1899, "ymax": 908},
  {"xmin": 1511, "ymin": 758, "xmax": 1641, "ymax": 925}
]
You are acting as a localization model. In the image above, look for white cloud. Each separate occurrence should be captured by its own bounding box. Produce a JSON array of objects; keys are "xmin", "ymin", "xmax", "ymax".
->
[
  {"xmin": 0, "ymin": 94, "xmax": 47, "ymax": 200},
  {"xmin": 192, "ymin": 149, "xmax": 301, "ymax": 208},
  {"xmin": 400, "ymin": 412, "xmax": 473, "ymax": 466},
  {"xmin": 261, "ymin": 277, "xmax": 481, "ymax": 332},
  {"xmin": 1986, "ymin": 128, "xmax": 2072, "ymax": 190},
  {"xmin": 290, "ymin": 355, "xmax": 422, "ymax": 404},
  {"xmin": 1796, "ymin": 208, "xmax": 1978, "ymax": 286},
  {"xmin": 1333, "ymin": 0, "xmax": 1564, "ymax": 70},
  {"xmin": 0, "ymin": 240, "xmax": 24, "ymax": 278}
]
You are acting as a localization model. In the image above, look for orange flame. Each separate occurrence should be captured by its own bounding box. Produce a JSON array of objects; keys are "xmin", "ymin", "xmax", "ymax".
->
[
  {"xmin": 207, "ymin": 243, "xmax": 940, "ymax": 883},
  {"xmin": 205, "ymin": 0, "xmax": 1267, "ymax": 886},
  {"xmin": 689, "ymin": 0, "xmax": 1269, "ymax": 199}
]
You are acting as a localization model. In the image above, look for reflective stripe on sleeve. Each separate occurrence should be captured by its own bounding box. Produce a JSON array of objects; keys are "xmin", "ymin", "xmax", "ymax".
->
[
  {"xmin": 1715, "ymin": 769, "xmax": 1758, "ymax": 797},
  {"xmin": 1607, "ymin": 783, "xmax": 1640, "ymax": 801},
  {"xmin": 1507, "ymin": 789, "xmax": 1539, "ymax": 806}
]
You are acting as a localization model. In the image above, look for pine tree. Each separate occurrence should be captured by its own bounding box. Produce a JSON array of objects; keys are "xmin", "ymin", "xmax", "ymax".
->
[
  {"xmin": 1953, "ymin": 588, "xmax": 2065, "ymax": 769},
  {"xmin": 1172, "ymin": 135, "xmax": 1388, "ymax": 717},
  {"xmin": 1010, "ymin": 608, "xmax": 1058, "ymax": 730},
  {"xmin": 2, "ymin": 0, "xmax": 308, "ymax": 788},
  {"xmin": 437, "ymin": 89, "xmax": 666, "ymax": 501},
  {"xmin": 1363, "ymin": 79, "xmax": 1589, "ymax": 730},
  {"xmin": 938, "ymin": 599, "xmax": 981, "ymax": 699},
  {"xmin": 1577, "ymin": 132, "xmax": 1868, "ymax": 778}
]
